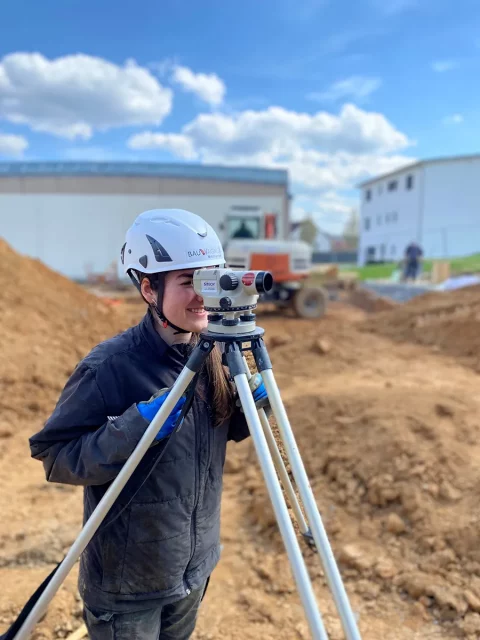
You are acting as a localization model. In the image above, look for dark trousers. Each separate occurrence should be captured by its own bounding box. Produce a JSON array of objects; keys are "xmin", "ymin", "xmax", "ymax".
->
[
  {"xmin": 404, "ymin": 261, "xmax": 419, "ymax": 280},
  {"xmin": 83, "ymin": 583, "xmax": 207, "ymax": 640}
]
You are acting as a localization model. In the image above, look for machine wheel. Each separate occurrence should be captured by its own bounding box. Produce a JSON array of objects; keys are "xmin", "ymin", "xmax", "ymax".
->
[{"xmin": 292, "ymin": 286, "xmax": 328, "ymax": 319}]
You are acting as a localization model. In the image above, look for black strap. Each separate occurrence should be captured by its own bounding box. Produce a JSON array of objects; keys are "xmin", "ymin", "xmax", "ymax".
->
[
  {"xmin": 0, "ymin": 375, "xmax": 201, "ymax": 640},
  {"xmin": 0, "ymin": 563, "xmax": 61, "ymax": 640},
  {"xmin": 201, "ymin": 575, "xmax": 210, "ymax": 602}
]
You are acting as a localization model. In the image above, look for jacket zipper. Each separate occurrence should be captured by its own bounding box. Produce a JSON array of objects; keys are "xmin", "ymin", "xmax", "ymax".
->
[{"xmin": 184, "ymin": 398, "xmax": 201, "ymax": 592}]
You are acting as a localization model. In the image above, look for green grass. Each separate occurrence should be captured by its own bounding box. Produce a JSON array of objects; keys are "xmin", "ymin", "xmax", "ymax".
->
[{"xmin": 335, "ymin": 253, "xmax": 480, "ymax": 281}]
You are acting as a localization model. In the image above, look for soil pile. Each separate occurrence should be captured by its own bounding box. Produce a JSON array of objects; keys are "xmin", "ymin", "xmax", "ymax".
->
[
  {"xmin": 349, "ymin": 287, "xmax": 398, "ymax": 313},
  {"xmin": 230, "ymin": 310, "xmax": 480, "ymax": 638},
  {"xmin": 2, "ymin": 239, "xmax": 480, "ymax": 639},
  {"xmin": 363, "ymin": 284, "xmax": 480, "ymax": 370},
  {"xmin": 0, "ymin": 239, "xmax": 134, "ymax": 419},
  {"xmin": 0, "ymin": 241, "xmax": 142, "ymax": 640}
]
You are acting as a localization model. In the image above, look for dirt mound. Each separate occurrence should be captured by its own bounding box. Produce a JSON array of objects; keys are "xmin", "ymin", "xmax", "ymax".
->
[
  {"xmin": 0, "ymin": 241, "xmax": 142, "ymax": 639},
  {"xmin": 0, "ymin": 239, "xmax": 132, "ymax": 419},
  {"xmin": 232, "ymin": 310, "xmax": 480, "ymax": 638},
  {"xmin": 364, "ymin": 284, "xmax": 480, "ymax": 370},
  {"xmin": 349, "ymin": 287, "xmax": 398, "ymax": 313},
  {"xmin": 2, "ymin": 236, "xmax": 480, "ymax": 639}
]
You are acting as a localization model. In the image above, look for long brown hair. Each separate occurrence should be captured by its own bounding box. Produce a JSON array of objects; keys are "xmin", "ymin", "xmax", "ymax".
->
[{"xmin": 189, "ymin": 334, "xmax": 236, "ymax": 426}]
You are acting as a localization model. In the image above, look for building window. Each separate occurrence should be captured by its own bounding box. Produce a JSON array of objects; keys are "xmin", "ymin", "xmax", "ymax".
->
[
  {"xmin": 364, "ymin": 217, "xmax": 371, "ymax": 231},
  {"xmin": 377, "ymin": 214, "xmax": 382, "ymax": 225},
  {"xmin": 388, "ymin": 180, "xmax": 398, "ymax": 191},
  {"xmin": 406, "ymin": 175, "xmax": 414, "ymax": 190},
  {"xmin": 385, "ymin": 213, "xmax": 390, "ymax": 223},
  {"xmin": 365, "ymin": 189, "xmax": 372, "ymax": 201},
  {"xmin": 392, "ymin": 211, "xmax": 398, "ymax": 222},
  {"xmin": 378, "ymin": 184, "xmax": 383, "ymax": 195}
]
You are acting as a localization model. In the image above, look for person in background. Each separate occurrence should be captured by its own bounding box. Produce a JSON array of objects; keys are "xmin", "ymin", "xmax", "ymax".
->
[{"xmin": 403, "ymin": 241, "xmax": 423, "ymax": 281}]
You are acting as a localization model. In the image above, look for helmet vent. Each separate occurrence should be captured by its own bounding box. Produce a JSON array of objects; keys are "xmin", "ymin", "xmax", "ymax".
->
[
  {"xmin": 146, "ymin": 234, "xmax": 173, "ymax": 263},
  {"xmin": 139, "ymin": 255, "xmax": 148, "ymax": 268}
]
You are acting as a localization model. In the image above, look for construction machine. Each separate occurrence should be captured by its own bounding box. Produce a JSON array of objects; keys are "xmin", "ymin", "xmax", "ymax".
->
[{"xmin": 225, "ymin": 239, "xmax": 328, "ymax": 318}]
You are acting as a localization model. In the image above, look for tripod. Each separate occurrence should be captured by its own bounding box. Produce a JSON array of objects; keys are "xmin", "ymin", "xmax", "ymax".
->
[{"xmin": 12, "ymin": 325, "xmax": 361, "ymax": 640}]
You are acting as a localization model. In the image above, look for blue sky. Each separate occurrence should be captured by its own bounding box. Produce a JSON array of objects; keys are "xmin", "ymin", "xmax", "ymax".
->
[{"xmin": 1, "ymin": 0, "xmax": 480, "ymax": 233}]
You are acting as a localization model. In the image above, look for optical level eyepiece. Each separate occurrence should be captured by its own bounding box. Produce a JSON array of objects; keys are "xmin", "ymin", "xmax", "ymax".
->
[{"xmin": 255, "ymin": 271, "xmax": 273, "ymax": 294}]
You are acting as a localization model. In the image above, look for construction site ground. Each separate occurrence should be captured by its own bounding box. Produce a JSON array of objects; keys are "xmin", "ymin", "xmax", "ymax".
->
[{"xmin": 1, "ymin": 240, "xmax": 480, "ymax": 639}]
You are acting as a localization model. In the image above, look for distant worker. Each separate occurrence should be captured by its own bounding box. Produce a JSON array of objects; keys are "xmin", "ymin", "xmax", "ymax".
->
[
  {"xmin": 232, "ymin": 220, "xmax": 254, "ymax": 238},
  {"xmin": 403, "ymin": 241, "xmax": 423, "ymax": 281}
]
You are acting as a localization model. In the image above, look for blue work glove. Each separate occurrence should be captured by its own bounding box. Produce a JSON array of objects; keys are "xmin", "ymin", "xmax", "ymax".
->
[
  {"xmin": 252, "ymin": 378, "xmax": 269, "ymax": 408},
  {"xmin": 137, "ymin": 389, "xmax": 186, "ymax": 441},
  {"xmin": 236, "ymin": 373, "xmax": 270, "ymax": 413}
]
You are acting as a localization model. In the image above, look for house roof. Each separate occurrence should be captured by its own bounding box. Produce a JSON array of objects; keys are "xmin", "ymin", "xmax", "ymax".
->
[
  {"xmin": 357, "ymin": 153, "xmax": 480, "ymax": 189},
  {"xmin": 0, "ymin": 161, "xmax": 289, "ymax": 186}
]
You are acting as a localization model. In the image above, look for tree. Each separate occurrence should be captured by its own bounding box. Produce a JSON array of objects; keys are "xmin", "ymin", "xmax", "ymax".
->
[
  {"xmin": 342, "ymin": 209, "xmax": 359, "ymax": 250},
  {"xmin": 299, "ymin": 215, "xmax": 318, "ymax": 246}
]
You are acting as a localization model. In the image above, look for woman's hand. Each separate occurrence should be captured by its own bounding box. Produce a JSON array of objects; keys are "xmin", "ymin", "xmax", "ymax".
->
[
  {"xmin": 250, "ymin": 373, "xmax": 269, "ymax": 409},
  {"xmin": 137, "ymin": 390, "xmax": 186, "ymax": 441}
]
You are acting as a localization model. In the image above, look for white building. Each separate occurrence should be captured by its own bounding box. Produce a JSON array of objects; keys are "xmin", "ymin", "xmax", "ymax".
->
[
  {"xmin": 357, "ymin": 154, "xmax": 480, "ymax": 265},
  {"xmin": 0, "ymin": 162, "xmax": 289, "ymax": 280}
]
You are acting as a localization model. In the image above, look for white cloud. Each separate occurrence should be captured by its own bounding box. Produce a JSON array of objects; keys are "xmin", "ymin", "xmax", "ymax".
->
[
  {"xmin": 0, "ymin": 132, "xmax": 28, "ymax": 157},
  {"xmin": 283, "ymin": 149, "xmax": 415, "ymax": 191},
  {"xmin": 171, "ymin": 65, "xmax": 225, "ymax": 106},
  {"xmin": 0, "ymin": 52, "xmax": 173, "ymax": 140},
  {"xmin": 127, "ymin": 102, "xmax": 414, "ymax": 233},
  {"xmin": 370, "ymin": 0, "xmax": 419, "ymax": 15},
  {"xmin": 443, "ymin": 114, "xmax": 463, "ymax": 125},
  {"xmin": 128, "ymin": 132, "xmax": 198, "ymax": 159},
  {"xmin": 181, "ymin": 103, "xmax": 411, "ymax": 157},
  {"xmin": 128, "ymin": 103, "xmax": 413, "ymax": 190},
  {"xmin": 293, "ymin": 192, "xmax": 358, "ymax": 234},
  {"xmin": 308, "ymin": 76, "xmax": 381, "ymax": 103},
  {"xmin": 432, "ymin": 59, "xmax": 457, "ymax": 73}
]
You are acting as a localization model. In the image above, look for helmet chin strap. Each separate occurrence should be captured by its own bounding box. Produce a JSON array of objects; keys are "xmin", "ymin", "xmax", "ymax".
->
[
  {"xmin": 150, "ymin": 301, "xmax": 190, "ymax": 336},
  {"xmin": 128, "ymin": 270, "xmax": 190, "ymax": 336}
]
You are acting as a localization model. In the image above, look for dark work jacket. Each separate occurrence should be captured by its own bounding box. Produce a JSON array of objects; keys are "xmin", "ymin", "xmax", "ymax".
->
[{"xmin": 29, "ymin": 311, "xmax": 249, "ymax": 611}]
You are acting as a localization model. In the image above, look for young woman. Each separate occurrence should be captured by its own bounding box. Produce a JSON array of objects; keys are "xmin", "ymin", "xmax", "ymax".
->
[{"xmin": 29, "ymin": 209, "xmax": 267, "ymax": 640}]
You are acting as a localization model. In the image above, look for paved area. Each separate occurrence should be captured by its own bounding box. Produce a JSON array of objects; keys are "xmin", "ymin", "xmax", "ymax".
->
[{"xmin": 362, "ymin": 281, "xmax": 435, "ymax": 303}]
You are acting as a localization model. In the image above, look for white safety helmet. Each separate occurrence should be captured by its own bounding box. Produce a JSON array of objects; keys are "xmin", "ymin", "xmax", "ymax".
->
[
  {"xmin": 121, "ymin": 208, "xmax": 225, "ymax": 276},
  {"xmin": 121, "ymin": 209, "xmax": 225, "ymax": 333}
]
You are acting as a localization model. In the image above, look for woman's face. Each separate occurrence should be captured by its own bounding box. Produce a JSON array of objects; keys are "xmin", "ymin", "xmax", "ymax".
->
[{"xmin": 162, "ymin": 269, "xmax": 208, "ymax": 333}]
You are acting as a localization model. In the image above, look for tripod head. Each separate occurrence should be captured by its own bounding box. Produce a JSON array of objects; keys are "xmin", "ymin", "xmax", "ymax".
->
[{"xmin": 193, "ymin": 267, "xmax": 273, "ymax": 335}]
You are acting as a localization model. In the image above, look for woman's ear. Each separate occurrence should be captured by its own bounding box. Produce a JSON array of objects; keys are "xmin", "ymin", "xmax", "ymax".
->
[{"xmin": 140, "ymin": 277, "xmax": 157, "ymax": 305}]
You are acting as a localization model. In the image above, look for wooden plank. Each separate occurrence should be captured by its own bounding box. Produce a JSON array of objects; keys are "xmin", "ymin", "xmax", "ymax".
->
[{"xmin": 65, "ymin": 623, "xmax": 87, "ymax": 640}]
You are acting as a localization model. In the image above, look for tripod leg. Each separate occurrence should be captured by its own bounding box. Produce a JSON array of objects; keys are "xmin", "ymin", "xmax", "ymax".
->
[
  {"xmin": 226, "ymin": 346, "xmax": 329, "ymax": 640},
  {"xmin": 13, "ymin": 339, "xmax": 215, "ymax": 640},
  {"xmin": 252, "ymin": 341, "xmax": 362, "ymax": 640},
  {"xmin": 240, "ymin": 357, "xmax": 309, "ymax": 536},
  {"xmin": 258, "ymin": 409, "xmax": 310, "ymax": 536}
]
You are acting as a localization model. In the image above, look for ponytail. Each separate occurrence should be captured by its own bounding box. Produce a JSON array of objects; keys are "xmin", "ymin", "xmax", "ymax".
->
[{"xmin": 190, "ymin": 334, "xmax": 236, "ymax": 426}]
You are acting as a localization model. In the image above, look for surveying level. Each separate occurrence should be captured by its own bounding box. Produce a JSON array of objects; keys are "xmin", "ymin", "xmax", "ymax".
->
[
  {"xmin": 8, "ymin": 269, "xmax": 361, "ymax": 640},
  {"xmin": 193, "ymin": 267, "xmax": 273, "ymax": 335}
]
